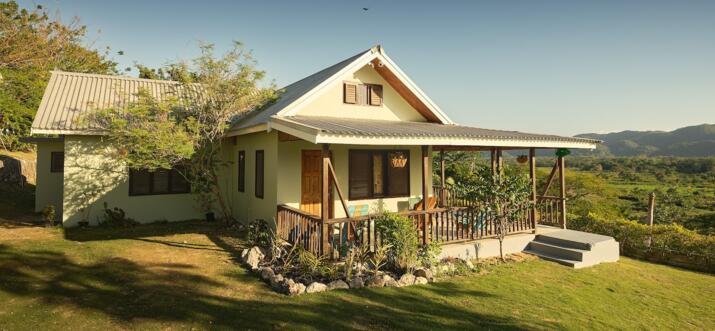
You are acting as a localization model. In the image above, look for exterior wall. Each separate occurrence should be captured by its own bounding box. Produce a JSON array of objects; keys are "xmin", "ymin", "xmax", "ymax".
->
[
  {"xmin": 62, "ymin": 135, "xmax": 203, "ymax": 227},
  {"xmin": 294, "ymin": 65, "xmax": 426, "ymax": 122},
  {"xmin": 277, "ymin": 140, "xmax": 432, "ymax": 219},
  {"xmin": 35, "ymin": 141, "xmax": 64, "ymax": 221},
  {"xmin": 227, "ymin": 131, "xmax": 279, "ymax": 224}
]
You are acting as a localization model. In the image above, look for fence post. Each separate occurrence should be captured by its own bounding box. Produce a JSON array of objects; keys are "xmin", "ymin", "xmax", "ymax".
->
[
  {"xmin": 321, "ymin": 144, "xmax": 330, "ymax": 256},
  {"xmin": 529, "ymin": 148, "xmax": 537, "ymax": 232},
  {"xmin": 648, "ymin": 192, "xmax": 656, "ymax": 247}
]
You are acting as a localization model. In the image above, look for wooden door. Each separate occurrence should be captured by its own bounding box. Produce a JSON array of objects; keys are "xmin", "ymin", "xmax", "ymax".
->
[{"xmin": 301, "ymin": 150, "xmax": 324, "ymax": 216}]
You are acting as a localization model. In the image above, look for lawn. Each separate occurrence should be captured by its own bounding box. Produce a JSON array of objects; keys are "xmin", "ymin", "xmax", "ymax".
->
[{"xmin": 0, "ymin": 221, "xmax": 714, "ymax": 331}]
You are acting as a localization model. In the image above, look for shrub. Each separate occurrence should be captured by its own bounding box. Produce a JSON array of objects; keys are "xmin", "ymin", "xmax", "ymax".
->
[
  {"xmin": 41, "ymin": 204, "xmax": 56, "ymax": 226},
  {"xmin": 418, "ymin": 241, "xmax": 442, "ymax": 268},
  {"xmin": 570, "ymin": 213, "xmax": 715, "ymax": 272},
  {"xmin": 375, "ymin": 212, "xmax": 420, "ymax": 273},
  {"xmin": 247, "ymin": 219, "xmax": 272, "ymax": 247},
  {"xmin": 98, "ymin": 203, "xmax": 137, "ymax": 227}
]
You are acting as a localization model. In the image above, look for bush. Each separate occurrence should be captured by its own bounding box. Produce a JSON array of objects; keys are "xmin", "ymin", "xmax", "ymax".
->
[
  {"xmin": 570, "ymin": 213, "xmax": 715, "ymax": 272},
  {"xmin": 247, "ymin": 219, "xmax": 272, "ymax": 247},
  {"xmin": 375, "ymin": 212, "xmax": 420, "ymax": 273},
  {"xmin": 98, "ymin": 203, "xmax": 137, "ymax": 227}
]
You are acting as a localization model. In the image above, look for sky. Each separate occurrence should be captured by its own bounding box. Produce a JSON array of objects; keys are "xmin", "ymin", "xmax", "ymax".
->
[{"xmin": 20, "ymin": 0, "xmax": 715, "ymax": 136}]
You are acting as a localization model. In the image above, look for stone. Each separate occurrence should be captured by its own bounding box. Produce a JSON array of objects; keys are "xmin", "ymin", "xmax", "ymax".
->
[
  {"xmin": 306, "ymin": 282, "xmax": 328, "ymax": 293},
  {"xmin": 327, "ymin": 280, "xmax": 350, "ymax": 290},
  {"xmin": 348, "ymin": 276, "xmax": 365, "ymax": 289},
  {"xmin": 413, "ymin": 268, "xmax": 433, "ymax": 280},
  {"xmin": 284, "ymin": 279, "xmax": 305, "ymax": 296},
  {"xmin": 259, "ymin": 267, "xmax": 274, "ymax": 281},
  {"xmin": 397, "ymin": 274, "xmax": 416, "ymax": 287},
  {"xmin": 382, "ymin": 274, "xmax": 398, "ymax": 287},
  {"xmin": 414, "ymin": 277, "xmax": 429, "ymax": 285},
  {"xmin": 366, "ymin": 275, "xmax": 385, "ymax": 288},
  {"xmin": 242, "ymin": 246, "xmax": 265, "ymax": 270},
  {"xmin": 269, "ymin": 274, "xmax": 284, "ymax": 289}
]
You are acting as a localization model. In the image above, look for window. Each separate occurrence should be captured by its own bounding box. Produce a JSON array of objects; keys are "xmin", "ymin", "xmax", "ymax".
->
[
  {"xmin": 255, "ymin": 150, "xmax": 264, "ymax": 198},
  {"xmin": 343, "ymin": 83, "xmax": 382, "ymax": 106},
  {"xmin": 237, "ymin": 150, "xmax": 245, "ymax": 192},
  {"xmin": 349, "ymin": 150, "xmax": 409, "ymax": 200},
  {"xmin": 50, "ymin": 152, "xmax": 64, "ymax": 173},
  {"xmin": 129, "ymin": 166, "xmax": 190, "ymax": 196}
]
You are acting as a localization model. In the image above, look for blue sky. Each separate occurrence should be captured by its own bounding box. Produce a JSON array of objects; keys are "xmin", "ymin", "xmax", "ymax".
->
[{"xmin": 21, "ymin": 0, "xmax": 715, "ymax": 135}]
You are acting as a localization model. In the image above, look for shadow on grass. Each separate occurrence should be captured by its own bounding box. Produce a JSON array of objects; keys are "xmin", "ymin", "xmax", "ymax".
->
[
  {"xmin": 0, "ymin": 239, "xmax": 562, "ymax": 330},
  {"xmin": 62, "ymin": 220, "xmax": 224, "ymax": 242}
]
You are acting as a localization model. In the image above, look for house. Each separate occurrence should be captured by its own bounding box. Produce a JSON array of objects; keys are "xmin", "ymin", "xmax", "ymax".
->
[{"xmin": 28, "ymin": 46, "xmax": 615, "ymax": 266}]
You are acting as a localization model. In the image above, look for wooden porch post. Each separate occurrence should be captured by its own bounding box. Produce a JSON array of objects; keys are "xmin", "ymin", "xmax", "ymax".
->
[
  {"xmin": 439, "ymin": 149, "xmax": 446, "ymax": 206},
  {"xmin": 321, "ymin": 144, "xmax": 331, "ymax": 255},
  {"xmin": 422, "ymin": 145, "xmax": 431, "ymax": 244},
  {"xmin": 558, "ymin": 155, "xmax": 567, "ymax": 229},
  {"xmin": 529, "ymin": 148, "xmax": 537, "ymax": 232},
  {"xmin": 496, "ymin": 148, "xmax": 503, "ymax": 175},
  {"xmin": 490, "ymin": 148, "xmax": 497, "ymax": 174}
]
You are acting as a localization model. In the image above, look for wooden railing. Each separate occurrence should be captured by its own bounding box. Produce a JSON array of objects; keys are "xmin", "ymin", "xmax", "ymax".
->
[
  {"xmin": 276, "ymin": 201, "xmax": 535, "ymax": 259},
  {"xmin": 433, "ymin": 185, "xmax": 475, "ymax": 208},
  {"xmin": 536, "ymin": 196, "xmax": 564, "ymax": 227},
  {"xmin": 276, "ymin": 204, "xmax": 322, "ymax": 254}
]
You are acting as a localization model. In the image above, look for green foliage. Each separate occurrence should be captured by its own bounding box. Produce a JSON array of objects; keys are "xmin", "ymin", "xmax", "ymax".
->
[
  {"xmin": 369, "ymin": 243, "xmax": 390, "ymax": 276},
  {"xmin": 375, "ymin": 212, "xmax": 420, "ymax": 272},
  {"xmin": 41, "ymin": 204, "xmax": 55, "ymax": 226},
  {"xmin": 0, "ymin": 1, "xmax": 117, "ymax": 151},
  {"xmin": 98, "ymin": 202, "xmax": 138, "ymax": 228},
  {"xmin": 570, "ymin": 213, "xmax": 715, "ymax": 272},
  {"xmin": 86, "ymin": 42, "xmax": 276, "ymax": 222},
  {"xmin": 418, "ymin": 241, "xmax": 442, "ymax": 268},
  {"xmin": 246, "ymin": 219, "xmax": 272, "ymax": 248}
]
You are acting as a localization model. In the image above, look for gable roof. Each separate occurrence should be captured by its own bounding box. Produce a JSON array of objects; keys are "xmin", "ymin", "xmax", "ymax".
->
[
  {"xmin": 228, "ymin": 46, "xmax": 453, "ymax": 134},
  {"xmin": 31, "ymin": 71, "xmax": 182, "ymax": 135}
]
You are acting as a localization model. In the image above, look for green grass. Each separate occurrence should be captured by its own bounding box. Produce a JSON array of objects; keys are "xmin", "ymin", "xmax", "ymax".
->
[{"xmin": 1, "ymin": 222, "xmax": 713, "ymax": 330}]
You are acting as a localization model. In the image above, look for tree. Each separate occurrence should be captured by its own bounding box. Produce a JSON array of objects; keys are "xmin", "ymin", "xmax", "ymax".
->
[
  {"xmin": 457, "ymin": 166, "xmax": 532, "ymax": 260},
  {"xmin": 0, "ymin": 1, "xmax": 117, "ymax": 150},
  {"xmin": 85, "ymin": 42, "xmax": 276, "ymax": 223}
]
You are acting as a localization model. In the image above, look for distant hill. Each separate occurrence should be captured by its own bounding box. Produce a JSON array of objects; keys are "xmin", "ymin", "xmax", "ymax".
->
[{"xmin": 574, "ymin": 124, "xmax": 715, "ymax": 157}]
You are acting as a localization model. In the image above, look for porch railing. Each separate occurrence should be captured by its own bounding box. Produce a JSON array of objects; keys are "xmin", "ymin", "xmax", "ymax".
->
[
  {"xmin": 536, "ymin": 195, "xmax": 565, "ymax": 227},
  {"xmin": 276, "ymin": 201, "xmax": 534, "ymax": 259}
]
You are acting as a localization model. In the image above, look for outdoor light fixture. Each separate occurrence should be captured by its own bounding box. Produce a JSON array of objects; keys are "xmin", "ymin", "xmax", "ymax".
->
[{"xmin": 390, "ymin": 152, "xmax": 408, "ymax": 168}]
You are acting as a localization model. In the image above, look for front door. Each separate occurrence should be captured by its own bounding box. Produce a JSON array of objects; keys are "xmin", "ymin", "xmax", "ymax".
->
[{"xmin": 301, "ymin": 150, "xmax": 332, "ymax": 217}]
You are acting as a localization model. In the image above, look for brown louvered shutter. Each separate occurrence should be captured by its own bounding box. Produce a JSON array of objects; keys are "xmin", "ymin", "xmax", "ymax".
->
[
  {"xmin": 344, "ymin": 83, "xmax": 357, "ymax": 104},
  {"xmin": 369, "ymin": 84, "xmax": 383, "ymax": 106}
]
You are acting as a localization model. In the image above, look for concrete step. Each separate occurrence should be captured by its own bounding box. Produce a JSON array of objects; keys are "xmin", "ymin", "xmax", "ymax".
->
[
  {"xmin": 528, "ymin": 240, "xmax": 589, "ymax": 261},
  {"xmin": 523, "ymin": 249, "xmax": 595, "ymax": 269},
  {"xmin": 536, "ymin": 230, "xmax": 616, "ymax": 250}
]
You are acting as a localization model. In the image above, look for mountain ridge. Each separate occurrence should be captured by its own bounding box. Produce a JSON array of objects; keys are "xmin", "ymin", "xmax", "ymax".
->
[{"xmin": 574, "ymin": 123, "xmax": 715, "ymax": 157}]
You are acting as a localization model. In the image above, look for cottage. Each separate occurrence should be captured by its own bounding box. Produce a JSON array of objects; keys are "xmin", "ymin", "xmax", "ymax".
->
[{"xmin": 28, "ymin": 46, "xmax": 616, "ymax": 266}]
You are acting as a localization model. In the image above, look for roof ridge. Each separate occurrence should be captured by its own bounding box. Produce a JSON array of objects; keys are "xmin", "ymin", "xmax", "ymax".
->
[{"xmin": 50, "ymin": 70, "xmax": 180, "ymax": 84}]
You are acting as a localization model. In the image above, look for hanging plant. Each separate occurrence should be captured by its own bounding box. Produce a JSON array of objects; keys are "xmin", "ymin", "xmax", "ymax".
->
[
  {"xmin": 555, "ymin": 148, "xmax": 571, "ymax": 157},
  {"xmin": 516, "ymin": 155, "xmax": 528, "ymax": 164},
  {"xmin": 390, "ymin": 152, "xmax": 407, "ymax": 168}
]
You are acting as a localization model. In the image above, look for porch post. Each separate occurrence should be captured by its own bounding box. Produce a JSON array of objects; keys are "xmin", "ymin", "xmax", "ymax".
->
[
  {"xmin": 529, "ymin": 148, "xmax": 537, "ymax": 232},
  {"xmin": 558, "ymin": 155, "xmax": 567, "ymax": 229},
  {"xmin": 496, "ymin": 148, "xmax": 503, "ymax": 175},
  {"xmin": 321, "ymin": 144, "xmax": 331, "ymax": 255},
  {"xmin": 490, "ymin": 148, "xmax": 497, "ymax": 174},
  {"xmin": 422, "ymin": 145, "xmax": 431, "ymax": 244},
  {"xmin": 439, "ymin": 149, "xmax": 446, "ymax": 206}
]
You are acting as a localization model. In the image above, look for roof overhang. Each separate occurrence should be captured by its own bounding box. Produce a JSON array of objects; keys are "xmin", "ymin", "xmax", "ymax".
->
[{"xmin": 268, "ymin": 116, "xmax": 599, "ymax": 150}]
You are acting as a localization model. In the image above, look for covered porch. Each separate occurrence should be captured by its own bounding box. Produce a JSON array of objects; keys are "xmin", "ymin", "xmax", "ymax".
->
[{"xmin": 271, "ymin": 116, "xmax": 599, "ymax": 259}]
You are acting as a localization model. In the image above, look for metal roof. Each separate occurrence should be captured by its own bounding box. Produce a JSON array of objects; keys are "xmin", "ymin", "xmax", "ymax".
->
[
  {"xmin": 271, "ymin": 116, "xmax": 601, "ymax": 148},
  {"xmin": 31, "ymin": 71, "xmax": 182, "ymax": 134}
]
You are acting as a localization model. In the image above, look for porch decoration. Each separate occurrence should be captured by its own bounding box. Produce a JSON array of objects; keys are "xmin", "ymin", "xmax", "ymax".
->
[
  {"xmin": 555, "ymin": 148, "xmax": 571, "ymax": 157},
  {"xmin": 390, "ymin": 152, "xmax": 408, "ymax": 168},
  {"xmin": 516, "ymin": 155, "xmax": 528, "ymax": 164}
]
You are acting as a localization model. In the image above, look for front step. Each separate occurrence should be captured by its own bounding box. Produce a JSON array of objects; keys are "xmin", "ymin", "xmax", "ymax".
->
[{"xmin": 526, "ymin": 229, "xmax": 620, "ymax": 268}]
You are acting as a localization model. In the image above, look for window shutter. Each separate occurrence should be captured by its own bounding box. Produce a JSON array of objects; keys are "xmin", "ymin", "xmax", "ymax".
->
[
  {"xmin": 255, "ymin": 150, "xmax": 264, "ymax": 199},
  {"xmin": 357, "ymin": 84, "xmax": 369, "ymax": 105},
  {"xmin": 344, "ymin": 83, "xmax": 357, "ymax": 104},
  {"xmin": 369, "ymin": 85, "xmax": 383, "ymax": 106}
]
